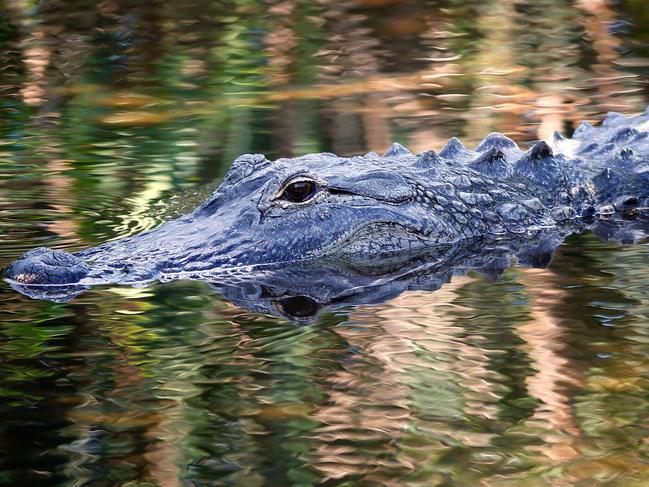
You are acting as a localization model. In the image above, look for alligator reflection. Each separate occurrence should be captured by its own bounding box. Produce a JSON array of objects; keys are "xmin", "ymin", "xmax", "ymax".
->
[{"xmin": 9, "ymin": 219, "xmax": 649, "ymax": 323}]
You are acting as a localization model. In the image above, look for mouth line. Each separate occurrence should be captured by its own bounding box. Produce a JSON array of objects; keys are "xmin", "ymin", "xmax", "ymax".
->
[
  {"xmin": 3, "ymin": 222, "xmax": 468, "ymax": 290},
  {"xmin": 3, "ymin": 257, "xmax": 323, "ymax": 288}
]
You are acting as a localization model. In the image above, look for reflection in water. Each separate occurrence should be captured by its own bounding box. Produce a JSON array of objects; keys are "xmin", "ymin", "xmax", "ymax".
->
[
  {"xmin": 516, "ymin": 268, "xmax": 582, "ymax": 462},
  {"xmin": 1, "ymin": 0, "xmax": 649, "ymax": 485}
]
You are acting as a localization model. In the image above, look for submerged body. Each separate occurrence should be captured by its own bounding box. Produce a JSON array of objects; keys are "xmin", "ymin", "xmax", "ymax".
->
[{"xmin": 5, "ymin": 108, "xmax": 649, "ymax": 293}]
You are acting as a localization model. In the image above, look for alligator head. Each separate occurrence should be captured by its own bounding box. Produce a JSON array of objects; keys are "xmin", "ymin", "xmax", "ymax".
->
[{"xmin": 4, "ymin": 148, "xmax": 463, "ymax": 290}]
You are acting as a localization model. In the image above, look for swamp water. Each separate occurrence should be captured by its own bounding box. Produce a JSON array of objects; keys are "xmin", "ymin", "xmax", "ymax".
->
[{"xmin": 1, "ymin": 1, "xmax": 649, "ymax": 485}]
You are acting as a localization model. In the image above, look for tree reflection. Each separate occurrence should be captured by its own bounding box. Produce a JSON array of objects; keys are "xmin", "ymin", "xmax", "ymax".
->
[{"xmin": 1, "ymin": 0, "xmax": 649, "ymax": 485}]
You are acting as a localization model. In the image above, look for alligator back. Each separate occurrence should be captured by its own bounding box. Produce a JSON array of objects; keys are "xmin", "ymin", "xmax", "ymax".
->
[{"xmin": 407, "ymin": 107, "xmax": 649, "ymax": 220}]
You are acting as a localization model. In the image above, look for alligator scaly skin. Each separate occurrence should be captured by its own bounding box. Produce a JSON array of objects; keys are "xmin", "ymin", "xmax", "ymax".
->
[{"xmin": 4, "ymin": 108, "xmax": 649, "ymax": 296}]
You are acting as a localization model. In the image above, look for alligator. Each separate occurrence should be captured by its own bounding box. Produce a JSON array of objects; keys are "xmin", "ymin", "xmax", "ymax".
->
[
  {"xmin": 7, "ymin": 220, "xmax": 648, "ymax": 319},
  {"xmin": 4, "ymin": 108, "xmax": 649, "ymax": 305}
]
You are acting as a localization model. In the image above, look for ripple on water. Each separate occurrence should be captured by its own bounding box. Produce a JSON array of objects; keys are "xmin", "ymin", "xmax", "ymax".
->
[
  {"xmin": 1, "ymin": 0, "xmax": 649, "ymax": 483},
  {"xmin": 0, "ymin": 170, "xmax": 215, "ymax": 268}
]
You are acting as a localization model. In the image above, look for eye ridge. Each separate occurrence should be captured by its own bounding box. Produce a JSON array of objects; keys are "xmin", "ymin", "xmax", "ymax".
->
[{"xmin": 281, "ymin": 179, "xmax": 317, "ymax": 203}]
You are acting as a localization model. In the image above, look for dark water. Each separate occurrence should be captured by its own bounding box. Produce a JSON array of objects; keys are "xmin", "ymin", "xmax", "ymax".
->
[{"xmin": 2, "ymin": 1, "xmax": 649, "ymax": 485}]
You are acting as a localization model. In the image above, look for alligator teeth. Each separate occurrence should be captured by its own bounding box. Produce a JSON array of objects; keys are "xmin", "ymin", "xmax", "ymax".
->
[
  {"xmin": 475, "ymin": 133, "xmax": 518, "ymax": 152},
  {"xmin": 383, "ymin": 142, "xmax": 412, "ymax": 157}
]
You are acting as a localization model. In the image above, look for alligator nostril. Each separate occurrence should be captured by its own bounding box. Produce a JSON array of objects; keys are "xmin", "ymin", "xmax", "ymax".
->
[{"xmin": 276, "ymin": 295, "xmax": 320, "ymax": 320}]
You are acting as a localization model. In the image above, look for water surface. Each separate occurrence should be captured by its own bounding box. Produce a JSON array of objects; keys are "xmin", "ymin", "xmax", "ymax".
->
[{"xmin": 1, "ymin": 1, "xmax": 649, "ymax": 485}]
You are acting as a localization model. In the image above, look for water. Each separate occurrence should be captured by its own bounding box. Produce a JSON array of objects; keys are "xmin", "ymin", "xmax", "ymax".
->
[{"xmin": 1, "ymin": 1, "xmax": 649, "ymax": 485}]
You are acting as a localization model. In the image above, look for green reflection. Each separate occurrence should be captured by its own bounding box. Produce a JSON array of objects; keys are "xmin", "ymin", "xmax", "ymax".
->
[{"xmin": 0, "ymin": 0, "xmax": 649, "ymax": 485}]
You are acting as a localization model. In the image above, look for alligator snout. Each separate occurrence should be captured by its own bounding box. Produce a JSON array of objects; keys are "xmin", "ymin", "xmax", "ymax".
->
[{"xmin": 4, "ymin": 247, "xmax": 90, "ymax": 285}]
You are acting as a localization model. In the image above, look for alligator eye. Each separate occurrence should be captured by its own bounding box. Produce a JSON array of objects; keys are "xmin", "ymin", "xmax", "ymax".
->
[
  {"xmin": 281, "ymin": 180, "xmax": 317, "ymax": 203},
  {"xmin": 276, "ymin": 295, "xmax": 320, "ymax": 320}
]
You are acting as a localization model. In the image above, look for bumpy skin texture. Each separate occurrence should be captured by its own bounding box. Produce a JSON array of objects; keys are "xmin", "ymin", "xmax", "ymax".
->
[
  {"xmin": 213, "ymin": 219, "xmax": 648, "ymax": 323},
  {"xmin": 4, "ymin": 108, "xmax": 649, "ymax": 297}
]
